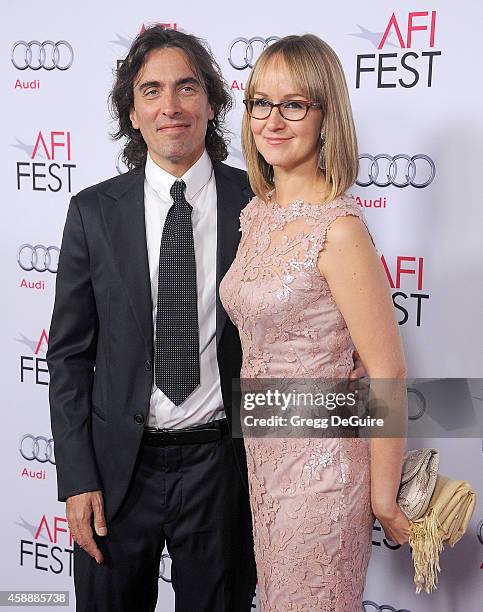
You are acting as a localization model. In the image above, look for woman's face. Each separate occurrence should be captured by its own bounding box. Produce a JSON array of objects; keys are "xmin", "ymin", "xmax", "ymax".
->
[{"xmin": 249, "ymin": 57, "xmax": 323, "ymax": 173}]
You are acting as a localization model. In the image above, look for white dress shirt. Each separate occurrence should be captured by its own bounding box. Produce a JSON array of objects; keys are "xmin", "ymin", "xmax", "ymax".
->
[{"xmin": 144, "ymin": 151, "xmax": 225, "ymax": 429}]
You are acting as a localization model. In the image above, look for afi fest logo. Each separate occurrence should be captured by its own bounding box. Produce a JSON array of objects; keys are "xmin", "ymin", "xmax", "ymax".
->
[
  {"xmin": 15, "ymin": 130, "xmax": 75, "ymax": 193},
  {"xmin": 355, "ymin": 10, "xmax": 440, "ymax": 88},
  {"xmin": 19, "ymin": 329, "xmax": 49, "ymax": 386},
  {"xmin": 381, "ymin": 255, "xmax": 429, "ymax": 327},
  {"xmin": 19, "ymin": 514, "xmax": 73, "ymax": 576},
  {"xmin": 113, "ymin": 22, "xmax": 178, "ymax": 69}
]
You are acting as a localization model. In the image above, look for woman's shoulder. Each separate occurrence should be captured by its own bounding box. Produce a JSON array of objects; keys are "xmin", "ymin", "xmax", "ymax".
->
[
  {"xmin": 318, "ymin": 193, "xmax": 369, "ymax": 228},
  {"xmin": 313, "ymin": 193, "xmax": 375, "ymax": 250},
  {"xmin": 324, "ymin": 193, "xmax": 365, "ymax": 217}
]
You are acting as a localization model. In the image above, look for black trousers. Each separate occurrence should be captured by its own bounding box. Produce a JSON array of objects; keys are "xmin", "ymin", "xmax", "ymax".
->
[{"xmin": 73, "ymin": 431, "xmax": 256, "ymax": 611}]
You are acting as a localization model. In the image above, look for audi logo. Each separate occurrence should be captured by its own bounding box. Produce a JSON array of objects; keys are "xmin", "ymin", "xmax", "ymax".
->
[
  {"xmin": 18, "ymin": 244, "xmax": 59, "ymax": 273},
  {"xmin": 407, "ymin": 387, "xmax": 426, "ymax": 420},
  {"xmin": 158, "ymin": 552, "xmax": 171, "ymax": 583},
  {"xmin": 20, "ymin": 434, "xmax": 55, "ymax": 464},
  {"xmin": 11, "ymin": 40, "xmax": 74, "ymax": 71},
  {"xmin": 357, "ymin": 154, "xmax": 436, "ymax": 188},
  {"xmin": 116, "ymin": 151, "xmax": 129, "ymax": 176},
  {"xmin": 362, "ymin": 603, "xmax": 411, "ymax": 612},
  {"xmin": 477, "ymin": 518, "xmax": 483, "ymax": 546},
  {"xmin": 228, "ymin": 36, "xmax": 280, "ymax": 70}
]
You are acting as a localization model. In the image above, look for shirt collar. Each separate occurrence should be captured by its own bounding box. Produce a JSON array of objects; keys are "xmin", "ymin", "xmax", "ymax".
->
[{"xmin": 145, "ymin": 150, "xmax": 213, "ymax": 204}]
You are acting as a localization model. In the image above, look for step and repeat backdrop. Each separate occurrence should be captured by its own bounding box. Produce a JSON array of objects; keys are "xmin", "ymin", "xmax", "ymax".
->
[{"xmin": 2, "ymin": 0, "xmax": 482, "ymax": 610}]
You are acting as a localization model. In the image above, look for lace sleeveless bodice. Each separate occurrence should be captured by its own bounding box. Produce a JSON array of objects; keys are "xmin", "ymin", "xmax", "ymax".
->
[{"xmin": 220, "ymin": 194, "xmax": 371, "ymax": 380}]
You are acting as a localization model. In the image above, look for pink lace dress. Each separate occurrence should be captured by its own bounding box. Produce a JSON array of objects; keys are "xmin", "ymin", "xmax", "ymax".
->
[{"xmin": 219, "ymin": 194, "xmax": 375, "ymax": 611}]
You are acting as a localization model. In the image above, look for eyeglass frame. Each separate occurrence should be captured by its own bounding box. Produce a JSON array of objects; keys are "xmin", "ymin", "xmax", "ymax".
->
[{"xmin": 243, "ymin": 98, "xmax": 322, "ymax": 121}]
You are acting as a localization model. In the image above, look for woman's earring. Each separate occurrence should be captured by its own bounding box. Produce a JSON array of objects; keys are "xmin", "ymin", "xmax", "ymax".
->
[{"xmin": 319, "ymin": 133, "xmax": 326, "ymax": 171}]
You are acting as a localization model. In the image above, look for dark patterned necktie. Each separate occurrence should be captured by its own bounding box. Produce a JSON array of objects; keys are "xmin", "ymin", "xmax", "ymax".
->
[{"xmin": 155, "ymin": 179, "xmax": 200, "ymax": 405}]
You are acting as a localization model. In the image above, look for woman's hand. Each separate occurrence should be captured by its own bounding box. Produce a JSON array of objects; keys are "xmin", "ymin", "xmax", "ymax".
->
[
  {"xmin": 372, "ymin": 501, "xmax": 410, "ymax": 546},
  {"xmin": 349, "ymin": 350, "xmax": 367, "ymax": 380}
]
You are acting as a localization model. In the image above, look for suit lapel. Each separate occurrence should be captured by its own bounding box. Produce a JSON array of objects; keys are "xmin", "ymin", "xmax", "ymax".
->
[
  {"xmin": 99, "ymin": 162, "xmax": 249, "ymax": 354},
  {"xmin": 100, "ymin": 169, "xmax": 153, "ymax": 354},
  {"xmin": 213, "ymin": 161, "xmax": 251, "ymax": 345}
]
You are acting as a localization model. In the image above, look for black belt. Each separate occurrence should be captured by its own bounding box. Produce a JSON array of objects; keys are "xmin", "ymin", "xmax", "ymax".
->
[{"xmin": 143, "ymin": 418, "xmax": 229, "ymax": 446}]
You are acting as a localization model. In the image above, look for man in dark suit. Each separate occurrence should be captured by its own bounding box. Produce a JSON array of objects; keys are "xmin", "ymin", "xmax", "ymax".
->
[{"xmin": 47, "ymin": 26, "xmax": 256, "ymax": 611}]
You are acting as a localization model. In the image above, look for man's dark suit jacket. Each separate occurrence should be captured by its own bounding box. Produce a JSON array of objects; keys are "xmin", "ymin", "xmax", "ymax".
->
[{"xmin": 47, "ymin": 160, "xmax": 252, "ymax": 523}]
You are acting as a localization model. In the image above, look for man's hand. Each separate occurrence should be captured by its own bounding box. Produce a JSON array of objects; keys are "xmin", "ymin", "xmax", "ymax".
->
[
  {"xmin": 349, "ymin": 350, "xmax": 367, "ymax": 380},
  {"xmin": 66, "ymin": 490, "xmax": 107, "ymax": 564}
]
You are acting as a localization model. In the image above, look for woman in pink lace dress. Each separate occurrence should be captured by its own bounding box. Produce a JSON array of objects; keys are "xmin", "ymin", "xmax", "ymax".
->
[{"xmin": 219, "ymin": 35, "xmax": 409, "ymax": 611}]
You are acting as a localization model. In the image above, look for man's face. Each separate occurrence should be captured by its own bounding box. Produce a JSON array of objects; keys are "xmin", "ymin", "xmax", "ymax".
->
[{"xmin": 129, "ymin": 47, "xmax": 214, "ymax": 176}]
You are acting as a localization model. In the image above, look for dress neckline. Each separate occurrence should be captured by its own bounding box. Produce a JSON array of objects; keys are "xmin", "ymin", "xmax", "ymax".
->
[
  {"xmin": 260, "ymin": 191, "xmax": 350, "ymax": 218},
  {"xmin": 264, "ymin": 189, "xmax": 332, "ymax": 210}
]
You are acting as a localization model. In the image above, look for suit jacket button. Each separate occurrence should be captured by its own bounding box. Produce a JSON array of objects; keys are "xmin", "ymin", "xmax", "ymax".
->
[
  {"xmin": 134, "ymin": 413, "xmax": 145, "ymax": 425},
  {"xmin": 144, "ymin": 360, "xmax": 152, "ymax": 371}
]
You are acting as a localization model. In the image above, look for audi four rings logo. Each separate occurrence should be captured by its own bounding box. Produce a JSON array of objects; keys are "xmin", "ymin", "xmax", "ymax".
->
[
  {"xmin": 407, "ymin": 388, "xmax": 426, "ymax": 420},
  {"xmin": 18, "ymin": 244, "xmax": 60, "ymax": 273},
  {"xmin": 477, "ymin": 518, "xmax": 483, "ymax": 546},
  {"xmin": 357, "ymin": 154, "xmax": 436, "ymax": 188},
  {"xmin": 20, "ymin": 434, "xmax": 55, "ymax": 464},
  {"xmin": 362, "ymin": 603, "xmax": 411, "ymax": 612},
  {"xmin": 158, "ymin": 552, "xmax": 172, "ymax": 583},
  {"xmin": 228, "ymin": 36, "xmax": 280, "ymax": 70},
  {"xmin": 11, "ymin": 40, "xmax": 74, "ymax": 71}
]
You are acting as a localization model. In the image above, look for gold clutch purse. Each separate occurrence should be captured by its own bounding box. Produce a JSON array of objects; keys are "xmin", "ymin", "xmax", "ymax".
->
[{"xmin": 397, "ymin": 448, "xmax": 477, "ymax": 594}]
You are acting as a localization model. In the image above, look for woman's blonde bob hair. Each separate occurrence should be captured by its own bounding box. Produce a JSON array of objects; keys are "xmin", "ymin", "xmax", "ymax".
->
[{"xmin": 241, "ymin": 34, "xmax": 358, "ymax": 202}]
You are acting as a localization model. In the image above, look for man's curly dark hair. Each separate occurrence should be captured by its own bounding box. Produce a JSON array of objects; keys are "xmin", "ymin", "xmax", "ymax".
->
[{"xmin": 110, "ymin": 26, "xmax": 232, "ymax": 169}]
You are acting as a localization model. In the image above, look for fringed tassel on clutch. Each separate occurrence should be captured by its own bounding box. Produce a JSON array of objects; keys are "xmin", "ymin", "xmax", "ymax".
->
[{"xmin": 408, "ymin": 509, "xmax": 444, "ymax": 594}]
